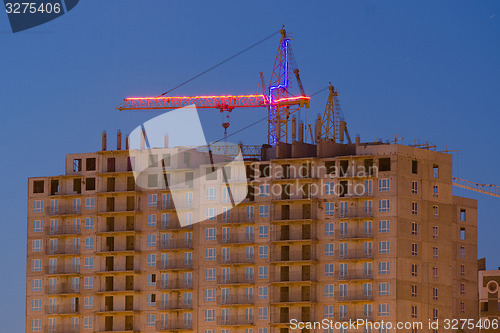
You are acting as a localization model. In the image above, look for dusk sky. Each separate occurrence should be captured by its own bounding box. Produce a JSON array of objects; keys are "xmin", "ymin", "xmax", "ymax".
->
[{"xmin": 1, "ymin": 1, "xmax": 499, "ymax": 330}]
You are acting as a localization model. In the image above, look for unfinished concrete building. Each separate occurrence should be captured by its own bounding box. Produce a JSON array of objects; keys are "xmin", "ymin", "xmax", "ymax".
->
[{"xmin": 26, "ymin": 133, "xmax": 478, "ymax": 333}]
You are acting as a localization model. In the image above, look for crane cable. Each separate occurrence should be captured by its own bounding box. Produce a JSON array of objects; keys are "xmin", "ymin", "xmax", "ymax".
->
[{"xmin": 158, "ymin": 30, "xmax": 281, "ymax": 97}]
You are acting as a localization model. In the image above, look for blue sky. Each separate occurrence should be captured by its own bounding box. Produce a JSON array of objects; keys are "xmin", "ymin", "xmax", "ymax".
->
[{"xmin": 1, "ymin": 1, "xmax": 499, "ymax": 330}]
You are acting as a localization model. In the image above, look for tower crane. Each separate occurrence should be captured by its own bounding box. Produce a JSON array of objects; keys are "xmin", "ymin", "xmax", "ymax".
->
[
  {"xmin": 116, "ymin": 27, "xmax": 309, "ymax": 146},
  {"xmin": 452, "ymin": 177, "xmax": 500, "ymax": 198},
  {"xmin": 318, "ymin": 84, "xmax": 351, "ymax": 143}
]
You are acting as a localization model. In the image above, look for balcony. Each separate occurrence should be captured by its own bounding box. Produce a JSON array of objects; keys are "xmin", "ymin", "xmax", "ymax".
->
[
  {"xmin": 156, "ymin": 279, "xmax": 193, "ymax": 290},
  {"xmin": 271, "ymin": 231, "xmax": 315, "ymax": 242},
  {"xmin": 338, "ymin": 230, "xmax": 373, "ymax": 240},
  {"xmin": 45, "ymin": 265, "xmax": 80, "ymax": 275},
  {"xmin": 271, "ymin": 251, "xmax": 316, "ymax": 263},
  {"xmin": 335, "ymin": 291, "xmax": 373, "ymax": 301},
  {"xmin": 44, "ymin": 325, "xmax": 79, "ymax": 333},
  {"xmin": 157, "ymin": 239, "xmax": 193, "ymax": 250},
  {"xmin": 157, "ymin": 259, "xmax": 193, "ymax": 270},
  {"xmin": 218, "ymin": 254, "xmax": 254, "ymax": 265},
  {"xmin": 217, "ymin": 233, "xmax": 254, "ymax": 245},
  {"xmin": 157, "ymin": 300, "xmax": 193, "ymax": 310},
  {"xmin": 46, "ymin": 244, "xmax": 80, "ymax": 256},
  {"xmin": 46, "ymin": 207, "xmax": 81, "ymax": 216},
  {"xmin": 45, "ymin": 304, "xmax": 79, "ymax": 315},
  {"xmin": 156, "ymin": 320, "xmax": 192, "ymax": 331},
  {"xmin": 338, "ymin": 250, "xmax": 373, "ymax": 261},
  {"xmin": 270, "ymin": 294, "xmax": 315, "ymax": 304},
  {"xmin": 271, "ymin": 272, "xmax": 314, "ymax": 284},
  {"xmin": 157, "ymin": 221, "xmax": 192, "ymax": 231},
  {"xmin": 217, "ymin": 315, "xmax": 254, "ymax": 326},
  {"xmin": 46, "ymin": 283, "xmax": 80, "ymax": 295},
  {"xmin": 335, "ymin": 208, "xmax": 373, "ymax": 219},
  {"xmin": 335, "ymin": 312, "xmax": 373, "ymax": 321},
  {"xmin": 45, "ymin": 225, "xmax": 81, "ymax": 236},
  {"xmin": 217, "ymin": 274, "xmax": 254, "ymax": 285},
  {"xmin": 216, "ymin": 295, "xmax": 254, "ymax": 305}
]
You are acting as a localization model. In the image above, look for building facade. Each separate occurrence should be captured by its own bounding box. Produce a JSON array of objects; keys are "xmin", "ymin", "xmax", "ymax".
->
[
  {"xmin": 26, "ymin": 135, "xmax": 478, "ymax": 333},
  {"xmin": 479, "ymin": 268, "xmax": 500, "ymax": 333}
]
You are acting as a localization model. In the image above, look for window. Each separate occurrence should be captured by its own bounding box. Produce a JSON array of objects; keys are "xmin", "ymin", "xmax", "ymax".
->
[
  {"xmin": 379, "ymin": 283, "xmax": 389, "ymax": 295},
  {"xmin": 325, "ymin": 243, "xmax": 335, "ymax": 256},
  {"xmin": 146, "ymin": 314, "xmax": 155, "ymax": 327},
  {"xmin": 147, "ymin": 254, "xmax": 156, "ymax": 267},
  {"xmin": 84, "ymin": 296, "xmax": 93, "ymax": 309},
  {"xmin": 460, "ymin": 302, "xmax": 465, "ymax": 314},
  {"xmin": 259, "ymin": 246, "xmax": 268, "ymax": 258},
  {"xmin": 433, "ymin": 165, "xmax": 439, "ymax": 178},
  {"xmin": 460, "ymin": 209, "xmax": 466, "ymax": 221},
  {"xmin": 32, "ymin": 279, "xmax": 42, "ymax": 291},
  {"xmin": 85, "ymin": 217, "xmax": 94, "ymax": 230},
  {"xmin": 147, "ymin": 294, "xmax": 156, "ymax": 306},
  {"xmin": 411, "ymin": 305, "xmax": 418, "ymax": 318},
  {"xmin": 206, "ymin": 187, "xmax": 217, "ymax": 200},
  {"xmin": 84, "ymin": 237, "xmax": 94, "ymax": 250},
  {"xmin": 32, "ymin": 239, "xmax": 42, "ymax": 252},
  {"xmin": 259, "ymin": 225, "xmax": 269, "ymax": 238},
  {"xmin": 258, "ymin": 266, "xmax": 268, "ymax": 279},
  {"xmin": 365, "ymin": 221, "xmax": 372, "ymax": 236},
  {"xmin": 433, "ymin": 287, "xmax": 438, "ymax": 300},
  {"xmin": 258, "ymin": 307, "xmax": 268, "ymax": 320},
  {"xmin": 84, "ymin": 257, "xmax": 94, "ymax": 270},
  {"xmin": 33, "ymin": 220, "xmax": 43, "ymax": 233},
  {"xmin": 433, "ymin": 266, "xmax": 438, "ymax": 279},
  {"xmin": 325, "ymin": 181, "xmax": 335, "ymax": 195},
  {"xmin": 148, "ymin": 194, "xmax": 157, "ymax": 207},
  {"xmin": 146, "ymin": 214, "xmax": 157, "ymax": 227},
  {"xmin": 258, "ymin": 286, "xmax": 268, "ymax": 299},
  {"xmin": 412, "ymin": 181, "xmax": 418, "ymax": 194},
  {"xmin": 204, "ymin": 309, "xmax": 215, "ymax": 322},
  {"xmin": 205, "ymin": 289, "xmax": 215, "ymax": 302},
  {"xmin": 325, "ymin": 202, "xmax": 335, "ymax": 216},
  {"xmin": 460, "ymin": 283, "xmax": 465, "ymax": 295},
  {"xmin": 433, "ymin": 226, "xmax": 439, "ymax": 239},
  {"xmin": 460, "ymin": 265, "xmax": 465, "ymax": 276},
  {"xmin": 325, "ymin": 264, "xmax": 335, "ymax": 277},
  {"xmin": 147, "ymin": 274, "xmax": 156, "ymax": 286},
  {"xmin": 433, "ymin": 185, "xmax": 439, "ymax": 198},
  {"xmin": 379, "ymin": 199, "xmax": 390, "ymax": 212},
  {"xmin": 324, "ymin": 284, "xmax": 334, "ymax": 297},
  {"xmin": 259, "ymin": 205, "xmax": 269, "ymax": 218},
  {"xmin": 378, "ymin": 220, "xmax": 389, "ymax": 233},
  {"xmin": 246, "ymin": 267, "xmax": 254, "ymax": 281},
  {"xmin": 324, "ymin": 305, "xmax": 334, "ymax": 318},
  {"xmin": 411, "ymin": 243, "xmax": 418, "ymax": 256},
  {"xmin": 205, "ymin": 268, "xmax": 215, "ymax": 281},
  {"xmin": 83, "ymin": 316, "xmax": 93, "ymax": 329},
  {"xmin": 379, "ymin": 178, "xmax": 390, "ymax": 191},
  {"xmin": 85, "ymin": 197, "xmax": 95, "ymax": 210},
  {"xmin": 364, "ymin": 200, "xmax": 373, "ymax": 214},
  {"xmin": 322, "ymin": 222, "xmax": 334, "ymax": 236},
  {"xmin": 379, "ymin": 158, "xmax": 391, "ymax": 172},
  {"xmin": 205, "ymin": 228, "xmax": 216, "ymax": 241},
  {"xmin": 411, "ymin": 222, "xmax": 418, "ymax": 235},
  {"xmin": 33, "ymin": 200, "xmax": 43, "ymax": 212},
  {"xmin": 205, "ymin": 248, "xmax": 216, "ymax": 261},
  {"xmin": 379, "ymin": 262, "xmax": 390, "ymax": 275},
  {"xmin": 147, "ymin": 234, "xmax": 157, "ymax": 247},
  {"xmin": 259, "ymin": 185, "xmax": 269, "ymax": 197},
  {"xmin": 32, "ymin": 299, "xmax": 42, "ymax": 311},
  {"xmin": 379, "ymin": 303, "xmax": 390, "ymax": 316},
  {"xmin": 412, "ymin": 160, "xmax": 418, "ymax": 174},
  {"xmin": 206, "ymin": 207, "xmax": 217, "ymax": 220},
  {"xmin": 433, "ymin": 308, "xmax": 439, "ymax": 321},
  {"xmin": 32, "ymin": 259, "xmax": 42, "ymax": 272},
  {"xmin": 460, "ymin": 246, "xmax": 465, "ymax": 258},
  {"xmin": 31, "ymin": 318, "xmax": 42, "ymax": 331},
  {"xmin": 365, "ymin": 179, "xmax": 373, "ymax": 195},
  {"xmin": 460, "ymin": 228, "xmax": 465, "ymax": 240},
  {"xmin": 246, "ymin": 206, "xmax": 254, "ymax": 221},
  {"xmin": 411, "ymin": 264, "xmax": 418, "ymax": 277},
  {"xmin": 411, "ymin": 284, "xmax": 417, "ymax": 297},
  {"xmin": 379, "ymin": 241, "xmax": 390, "ymax": 254},
  {"xmin": 84, "ymin": 277, "xmax": 93, "ymax": 289},
  {"xmin": 433, "ymin": 247, "xmax": 439, "ymax": 259},
  {"xmin": 433, "ymin": 205, "xmax": 439, "ymax": 218},
  {"xmin": 411, "ymin": 201, "xmax": 418, "ymax": 215}
]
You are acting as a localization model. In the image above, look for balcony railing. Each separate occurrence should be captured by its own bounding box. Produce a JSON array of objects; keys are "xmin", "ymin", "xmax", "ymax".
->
[
  {"xmin": 335, "ymin": 291, "xmax": 373, "ymax": 301},
  {"xmin": 338, "ymin": 250, "xmax": 373, "ymax": 260},
  {"xmin": 157, "ymin": 221, "xmax": 192, "ymax": 231},
  {"xmin": 216, "ymin": 295, "xmax": 254, "ymax": 305},
  {"xmin": 45, "ymin": 226, "xmax": 81, "ymax": 236},
  {"xmin": 156, "ymin": 280, "xmax": 193, "ymax": 290},
  {"xmin": 218, "ymin": 254, "xmax": 254, "ymax": 265},
  {"xmin": 271, "ymin": 294, "xmax": 315, "ymax": 303},
  {"xmin": 337, "ymin": 270, "xmax": 373, "ymax": 281},
  {"xmin": 157, "ymin": 239, "xmax": 193, "ymax": 250},
  {"xmin": 157, "ymin": 300, "xmax": 192, "ymax": 310},
  {"xmin": 271, "ymin": 272, "xmax": 315, "ymax": 283},
  {"xmin": 217, "ymin": 233, "xmax": 254, "ymax": 244},
  {"xmin": 271, "ymin": 251, "xmax": 316, "ymax": 262},
  {"xmin": 157, "ymin": 259, "xmax": 193, "ymax": 270},
  {"xmin": 46, "ymin": 283, "xmax": 80, "ymax": 295},
  {"xmin": 217, "ymin": 315, "xmax": 254, "ymax": 326},
  {"xmin": 46, "ymin": 245, "xmax": 80, "ymax": 255},
  {"xmin": 44, "ymin": 325, "xmax": 79, "ymax": 333},
  {"xmin": 338, "ymin": 230, "xmax": 373, "ymax": 239},
  {"xmin": 45, "ymin": 304, "xmax": 79, "ymax": 315},
  {"xmin": 156, "ymin": 320, "xmax": 192, "ymax": 330},
  {"xmin": 335, "ymin": 208, "xmax": 373, "ymax": 219},
  {"xmin": 217, "ymin": 274, "xmax": 254, "ymax": 285},
  {"xmin": 45, "ymin": 265, "xmax": 80, "ymax": 275},
  {"xmin": 271, "ymin": 231, "xmax": 315, "ymax": 242}
]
